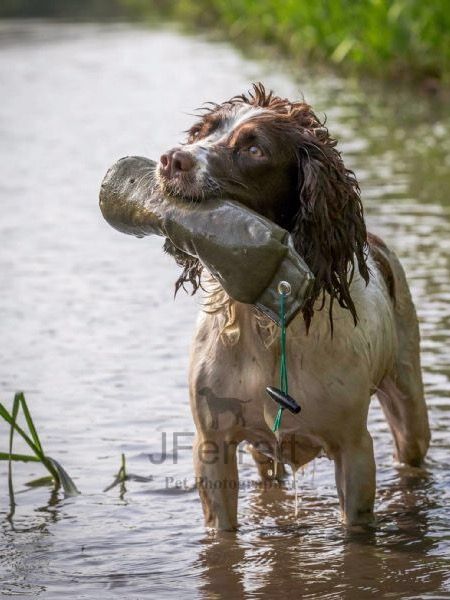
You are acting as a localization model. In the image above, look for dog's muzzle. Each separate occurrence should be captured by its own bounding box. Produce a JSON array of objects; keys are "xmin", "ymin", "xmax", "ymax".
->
[
  {"xmin": 99, "ymin": 155, "xmax": 314, "ymax": 326},
  {"xmin": 159, "ymin": 147, "xmax": 197, "ymax": 181}
]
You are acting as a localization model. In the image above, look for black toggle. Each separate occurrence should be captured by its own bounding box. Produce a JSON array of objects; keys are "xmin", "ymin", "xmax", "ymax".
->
[{"xmin": 265, "ymin": 386, "xmax": 301, "ymax": 414}]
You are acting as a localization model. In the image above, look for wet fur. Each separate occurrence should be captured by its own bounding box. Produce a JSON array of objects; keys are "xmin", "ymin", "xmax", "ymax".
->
[
  {"xmin": 167, "ymin": 84, "xmax": 368, "ymax": 330},
  {"xmin": 160, "ymin": 84, "xmax": 430, "ymax": 530}
]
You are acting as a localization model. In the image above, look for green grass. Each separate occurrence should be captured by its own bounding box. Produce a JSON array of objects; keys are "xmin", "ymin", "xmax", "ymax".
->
[
  {"xmin": 121, "ymin": 0, "xmax": 450, "ymax": 84},
  {"xmin": 1, "ymin": 0, "xmax": 447, "ymax": 83},
  {"xmin": 0, "ymin": 392, "xmax": 79, "ymax": 516},
  {"xmin": 1, "ymin": 393, "xmax": 154, "ymax": 515},
  {"xmin": 103, "ymin": 452, "xmax": 128, "ymax": 494},
  {"xmin": 103, "ymin": 453, "xmax": 153, "ymax": 498}
]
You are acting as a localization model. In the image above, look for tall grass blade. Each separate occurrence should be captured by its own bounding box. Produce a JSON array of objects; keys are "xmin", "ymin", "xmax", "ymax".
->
[
  {"xmin": 46, "ymin": 458, "xmax": 80, "ymax": 496},
  {"xmin": 24, "ymin": 476, "xmax": 54, "ymax": 488},
  {"xmin": 7, "ymin": 395, "xmax": 20, "ymax": 519},
  {"xmin": 331, "ymin": 38, "xmax": 355, "ymax": 64},
  {"xmin": 17, "ymin": 392, "xmax": 43, "ymax": 455},
  {"xmin": 121, "ymin": 453, "xmax": 126, "ymax": 478},
  {"xmin": 0, "ymin": 403, "xmax": 44, "ymax": 460},
  {"xmin": 0, "ymin": 453, "xmax": 41, "ymax": 462}
]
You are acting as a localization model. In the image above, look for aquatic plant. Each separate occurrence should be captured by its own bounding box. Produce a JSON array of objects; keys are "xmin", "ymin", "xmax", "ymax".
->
[
  {"xmin": 0, "ymin": 392, "xmax": 80, "ymax": 516},
  {"xmin": 103, "ymin": 453, "xmax": 128, "ymax": 493},
  {"xmin": 103, "ymin": 453, "xmax": 153, "ymax": 497}
]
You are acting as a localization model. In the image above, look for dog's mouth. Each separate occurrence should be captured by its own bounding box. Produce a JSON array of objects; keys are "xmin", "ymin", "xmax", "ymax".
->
[
  {"xmin": 156, "ymin": 165, "xmax": 207, "ymax": 202},
  {"xmin": 156, "ymin": 149, "xmax": 225, "ymax": 203}
]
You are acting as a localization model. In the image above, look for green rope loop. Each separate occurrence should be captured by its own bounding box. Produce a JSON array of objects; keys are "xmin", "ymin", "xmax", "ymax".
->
[{"xmin": 273, "ymin": 290, "xmax": 288, "ymax": 432}]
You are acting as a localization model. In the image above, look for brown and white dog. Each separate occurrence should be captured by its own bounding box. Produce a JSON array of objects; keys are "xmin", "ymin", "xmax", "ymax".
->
[{"xmin": 157, "ymin": 84, "xmax": 430, "ymax": 530}]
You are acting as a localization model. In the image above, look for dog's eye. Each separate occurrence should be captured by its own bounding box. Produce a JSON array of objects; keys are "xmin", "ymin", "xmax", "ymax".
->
[{"xmin": 244, "ymin": 145, "xmax": 264, "ymax": 158}]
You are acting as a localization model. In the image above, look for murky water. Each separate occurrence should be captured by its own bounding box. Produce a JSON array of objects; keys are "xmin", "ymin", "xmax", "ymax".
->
[{"xmin": 0, "ymin": 21, "xmax": 449, "ymax": 599}]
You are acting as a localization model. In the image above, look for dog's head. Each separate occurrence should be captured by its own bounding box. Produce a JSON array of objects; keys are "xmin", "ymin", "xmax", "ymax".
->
[{"xmin": 158, "ymin": 83, "xmax": 369, "ymax": 328}]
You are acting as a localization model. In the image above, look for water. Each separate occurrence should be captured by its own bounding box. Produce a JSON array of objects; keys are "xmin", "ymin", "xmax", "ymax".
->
[{"xmin": 0, "ymin": 21, "xmax": 449, "ymax": 599}]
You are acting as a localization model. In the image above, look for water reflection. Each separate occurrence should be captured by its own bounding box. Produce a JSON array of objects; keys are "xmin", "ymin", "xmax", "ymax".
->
[
  {"xmin": 0, "ymin": 20, "xmax": 449, "ymax": 599},
  {"xmin": 197, "ymin": 473, "xmax": 447, "ymax": 598}
]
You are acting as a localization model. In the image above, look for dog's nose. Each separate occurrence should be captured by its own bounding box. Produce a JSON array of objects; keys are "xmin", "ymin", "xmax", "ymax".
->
[{"xmin": 160, "ymin": 148, "xmax": 196, "ymax": 178}]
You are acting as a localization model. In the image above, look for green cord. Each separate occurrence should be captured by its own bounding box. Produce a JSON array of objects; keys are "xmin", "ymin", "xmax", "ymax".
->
[{"xmin": 273, "ymin": 291, "xmax": 288, "ymax": 432}]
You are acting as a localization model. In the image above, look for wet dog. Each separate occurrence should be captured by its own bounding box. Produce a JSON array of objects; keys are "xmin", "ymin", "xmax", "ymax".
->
[{"xmin": 158, "ymin": 83, "xmax": 430, "ymax": 530}]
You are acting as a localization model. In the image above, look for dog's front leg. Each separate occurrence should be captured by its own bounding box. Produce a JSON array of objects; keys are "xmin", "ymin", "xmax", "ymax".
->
[
  {"xmin": 194, "ymin": 433, "xmax": 239, "ymax": 530},
  {"xmin": 333, "ymin": 430, "xmax": 376, "ymax": 527}
]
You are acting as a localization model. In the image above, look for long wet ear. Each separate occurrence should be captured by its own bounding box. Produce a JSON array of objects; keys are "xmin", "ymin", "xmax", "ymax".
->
[
  {"xmin": 163, "ymin": 238, "xmax": 203, "ymax": 297},
  {"xmin": 291, "ymin": 134, "xmax": 369, "ymax": 330}
]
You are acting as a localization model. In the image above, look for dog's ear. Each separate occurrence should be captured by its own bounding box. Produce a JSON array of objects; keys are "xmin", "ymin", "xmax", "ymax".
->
[{"xmin": 291, "ymin": 134, "xmax": 369, "ymax": 330}]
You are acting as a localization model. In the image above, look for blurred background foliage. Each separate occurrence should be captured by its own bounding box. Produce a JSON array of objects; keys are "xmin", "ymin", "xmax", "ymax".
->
[
  {"xmin": 0, "ymin": 0, "xmax": 449, "ymax": 85},
  {"xmin": 0, "ymin": 0, "xmax": 125, "ymax": 18}
]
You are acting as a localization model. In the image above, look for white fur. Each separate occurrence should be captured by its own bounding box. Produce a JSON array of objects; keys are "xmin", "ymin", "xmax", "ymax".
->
[
  {"xmin": 189, "ymin": 251, "xmax": 430, "ymax": 529},
  {"xmin": 185, "ymin": 105, "xmax": 267, "ymax": 177}
]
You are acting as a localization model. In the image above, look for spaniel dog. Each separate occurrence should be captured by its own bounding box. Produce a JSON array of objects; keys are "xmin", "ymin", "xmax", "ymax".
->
[{"xmin": 157, "ymin": 84, "xmax": 430, "ymax": 530}]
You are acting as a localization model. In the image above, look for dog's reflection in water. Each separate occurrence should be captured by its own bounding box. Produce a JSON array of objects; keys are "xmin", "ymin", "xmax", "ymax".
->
[{"xmin": 195, "ymin": 468, "xmax": 442, "ymax": 599}]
